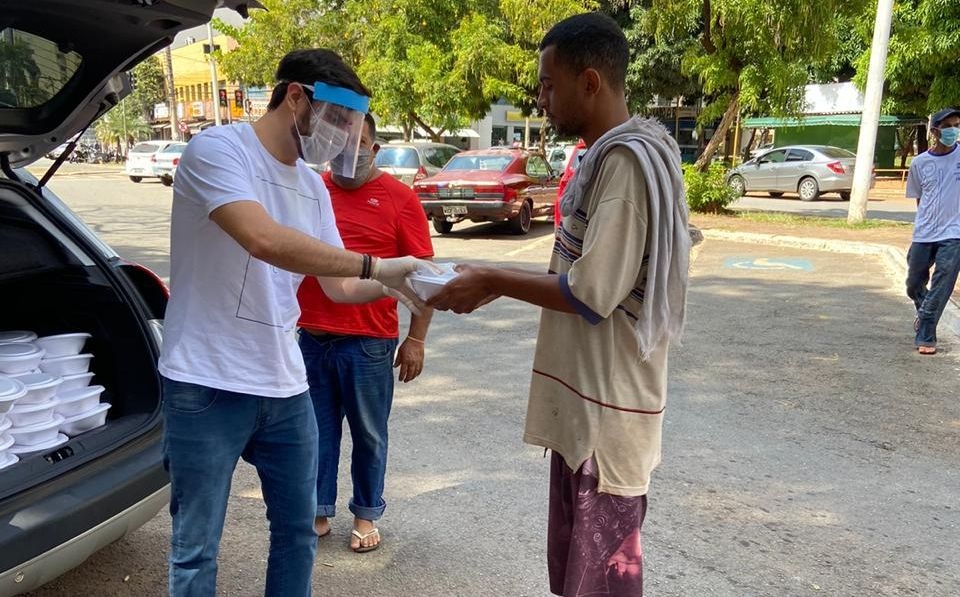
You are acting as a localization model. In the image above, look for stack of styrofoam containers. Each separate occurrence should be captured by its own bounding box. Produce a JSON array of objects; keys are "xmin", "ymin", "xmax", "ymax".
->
[
  {"xmin": 0, "ymin": 331, "xmax": 67, "ymax": 461},
  {"xmin": 34, "ymin": 333, "xmax": 110, "ymax": 438}
]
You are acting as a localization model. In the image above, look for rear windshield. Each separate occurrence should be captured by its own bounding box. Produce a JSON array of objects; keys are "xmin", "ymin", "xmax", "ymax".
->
[
  {"xmin": 818, "ymin": 146, "xmax": 856, "ymax": 158},
  {"xmin": 131, "ymin": 142, "xmax": 166, "ymax": 154},
  {"xmin": 444, "ymin": 155, "xmax": 512, "ymax": 172},
  {"xmin": 164, "ymin": 143, "xmax": 188, "ymax": 154},
  {"xmin": 422, "ymin": 146, "xmax": 458, "ymax": 168},
  {"xmin": 376, "ymin": 147, "xmax": 420, "ymax": 168},
  {"xmin": 0, "ymin": 28, "xmax": 82, "ymax": 108}
]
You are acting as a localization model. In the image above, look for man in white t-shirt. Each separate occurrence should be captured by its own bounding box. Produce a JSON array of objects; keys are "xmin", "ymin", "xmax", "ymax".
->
[
  {"xmin": 157, "ymin": 49, "xmax": 434, "ymax": 597},
  {"xmin": 905, "ymin": 107, "xmax": 960, "ymax": 355}
]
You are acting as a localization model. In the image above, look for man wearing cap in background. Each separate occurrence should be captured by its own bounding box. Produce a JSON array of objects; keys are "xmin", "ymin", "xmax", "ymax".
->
[
  {"xmin": 905, "ymin": 107, "xmax": 960, "ymax": 355},
  {"xmin": 158, "ymin": 48, "xmax": 434, "ymax": 596}
]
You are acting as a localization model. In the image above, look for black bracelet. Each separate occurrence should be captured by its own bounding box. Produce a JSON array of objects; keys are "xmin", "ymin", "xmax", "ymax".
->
[{"xmin": 359, "ymin": 254, "xmax": 371, "ymax": 279}]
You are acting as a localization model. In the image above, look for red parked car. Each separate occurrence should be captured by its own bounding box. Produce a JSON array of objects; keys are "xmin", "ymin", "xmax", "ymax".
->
[
  {"xmin": 554, "ymin": 139, "xmax": 586, "ymax": 229},
  {"xmin": 414, "ymin": 148, "xmax": 559, "ymax": 235}
]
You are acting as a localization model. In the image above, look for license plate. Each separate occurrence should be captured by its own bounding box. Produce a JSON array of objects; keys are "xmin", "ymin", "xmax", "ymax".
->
[{"xmin": 442, "ymin": 206, "xmax": 468, "ymax": 216}]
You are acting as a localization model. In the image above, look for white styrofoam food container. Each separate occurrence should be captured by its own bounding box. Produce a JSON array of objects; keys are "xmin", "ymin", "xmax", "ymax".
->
[
  {"xmin": 55, "ymin": 385, "xmax": 105, "ymax": 417},
  {"xmin": 34, "ymin": 333, "xmax": 91, "ymax": 358},
  {"xmin": 0, "ymin": 377, "xmax": 27, "ymax": 415},
  {"xmin": 408, "ymin": 262, "xmax": 459, "ymax": 301},
  {"xmin": 0, "ymin": 330, "xmax": 37, "ymax": 344},
  {"xmin": 9, "ymin": 433, "xmax": 67, "ymax": 457},
  {"xmin": 14, "ymin": 372, "xmax": 62, "ymax": 405},
  {"xmin": 7, "ymin": 399, "xmax": 58, "ymax": 427},
  {"xmin": 0, "ymin": 343, "xmax": 45, "ymax": 375},
  {"xmin": 0, "ymin": 416, "xmax": 10, "ymax": 435},
  {"xmin": 0, "ymin": 431, "xmax": 13, "ymax": 452},
  {"xmin": 9, "ymin": 415, "xmax": 65, "ymax": 446},
  {"xmin": 59, "ymin": 403, "xmax": 111, "ymax": 436},
  {"xmin": 0, "ymin": 451, "xmax": 18, "ymax": 470},
  {"xmin": 39, "ymin": 353, "xmax": 93, "ymax": 376},
  {"xmin": 58, "ymin": 371, "xmax": 95, "ymax": 392}
]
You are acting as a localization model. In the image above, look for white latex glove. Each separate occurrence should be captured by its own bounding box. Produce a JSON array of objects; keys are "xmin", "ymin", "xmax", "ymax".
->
[
  {"xmin": 382, "ymin": 284, "xmax": 425, "ymax": 316},
  {"xmin": 371, "ymin": 256, "xmax": 441, "ymax": 288}
]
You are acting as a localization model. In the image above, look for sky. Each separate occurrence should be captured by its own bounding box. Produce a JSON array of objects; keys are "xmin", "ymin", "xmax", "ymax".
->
[{"xmin": 171, "ymin": 8, "xmax": 247, "ymax": 49}]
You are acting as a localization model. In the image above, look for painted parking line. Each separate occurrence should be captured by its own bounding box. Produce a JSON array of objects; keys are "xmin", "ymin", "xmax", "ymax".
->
[
  {"xmin": 504, "ymin": 233, "xmax": 555, "ymax": 257},
  {"xmin": 723, "ymin": 257, "xmax": 814, "ymax": 271}
]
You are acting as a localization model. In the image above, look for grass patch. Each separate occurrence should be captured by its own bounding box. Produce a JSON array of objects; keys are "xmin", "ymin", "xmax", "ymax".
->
[{"xmin": 732, "ymin": 211, "xmax": 912, "ymax": 230}]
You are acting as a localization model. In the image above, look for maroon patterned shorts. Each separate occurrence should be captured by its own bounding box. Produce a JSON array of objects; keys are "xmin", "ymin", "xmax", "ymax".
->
[{"xmin": 547, "ymin": 452, "xmax": 647, "ymax": 596}]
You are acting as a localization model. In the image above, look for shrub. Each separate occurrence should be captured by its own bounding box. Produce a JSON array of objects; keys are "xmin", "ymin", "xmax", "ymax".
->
[{"xmin": 683, "ymin": 163, "xmax": 738, "ymax": 213}]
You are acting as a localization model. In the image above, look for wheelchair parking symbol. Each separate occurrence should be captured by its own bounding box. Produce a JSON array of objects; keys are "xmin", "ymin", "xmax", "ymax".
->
[{"xmin": 723, "ymin": 257, "xmax": 814, "ymax": 272}]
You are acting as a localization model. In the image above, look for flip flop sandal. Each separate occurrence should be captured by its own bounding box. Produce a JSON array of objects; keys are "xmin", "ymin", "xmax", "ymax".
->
[
  {"xmin": 351, "ymin": 527, "xmax": 381, "ymax": 553},
  {"xmin": 918, "ymin": 345, "xmax": 937, "ymax": 355}
]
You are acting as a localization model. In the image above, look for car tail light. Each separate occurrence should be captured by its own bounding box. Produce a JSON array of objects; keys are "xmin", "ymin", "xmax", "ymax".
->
[
  {"xmin": 151, "ymin": 154, "xmax": 157, "ymax": 163},
  {"xmin": 826, "ymin": 161, "xmax": 845, "ymax": 175},
  {"xmin": 413, "ymin": 165, "xmax": 428, "ymax": 182},
  {"xmin": 415, "ymin": 183, "xmax": 438, "ymax": 196},
  {"xmin": 173, "ymin": 157, "xmax": 180, "ymax": 166},
  {"xmin": 501, "ymin": 185, "xmax": 518, "ymax": 202}
]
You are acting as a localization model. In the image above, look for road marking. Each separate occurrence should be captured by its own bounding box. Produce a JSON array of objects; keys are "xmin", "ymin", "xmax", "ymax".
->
[
  {"xmin": 723, "ymin": 257, "xmax": 814, "ymax": 271},
  {"xmin": 504, "ymin": 233, "xmax": 555, "ymax": 257}
]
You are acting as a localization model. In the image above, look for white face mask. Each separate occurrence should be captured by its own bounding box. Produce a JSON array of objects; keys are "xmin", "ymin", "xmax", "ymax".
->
[{"xmin": 294, "ymin": 102, "xmax": 350, "ymax": 167}]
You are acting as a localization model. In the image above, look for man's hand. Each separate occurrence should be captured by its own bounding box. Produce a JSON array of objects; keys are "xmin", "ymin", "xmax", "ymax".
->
[
  {"xmin": 382, "ymin": 284, "xmax": 425, "ymax": 315},
  {"xmin": 394, "ymin": 338, "xmax": 424, "ymax": 382},
  {"xmin": 427, "ymin": 265, "xmax": 500, "ymax": 314}
]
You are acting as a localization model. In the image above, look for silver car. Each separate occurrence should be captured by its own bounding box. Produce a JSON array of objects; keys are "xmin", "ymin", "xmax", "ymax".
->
[
  {"xmin": 725, "ymin": 145, "xmax": 860, "ymax": 201},
  {"xmin": 375, "ymin": 142, "xmax": 461, "ymax": 186}
]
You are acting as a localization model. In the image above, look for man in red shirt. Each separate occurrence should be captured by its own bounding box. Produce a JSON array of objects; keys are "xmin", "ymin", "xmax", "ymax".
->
[{"xmin": 297, "ymin": 114, "xmax": 434, "ymax": 553}]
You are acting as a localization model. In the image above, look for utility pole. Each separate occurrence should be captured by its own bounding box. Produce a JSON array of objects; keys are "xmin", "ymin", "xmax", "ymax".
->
[
  {"xmin": 163, "ymin": 47, "xmax": 180, "ymax": 141},
  {"xmin": 848, "ymin": 0, "xmax": 895, "ymax": 224},
  {"xmin": 207, "ymin": 23, "xmax": 222, "ymax": 126}
]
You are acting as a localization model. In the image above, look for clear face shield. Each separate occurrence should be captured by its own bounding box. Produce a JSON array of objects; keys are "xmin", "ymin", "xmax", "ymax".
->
[{"xmin": 296, "ymin": 81, "xmax": 370, "ymax": 177}]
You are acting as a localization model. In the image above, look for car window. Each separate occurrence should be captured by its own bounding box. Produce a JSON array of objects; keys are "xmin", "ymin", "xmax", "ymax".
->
[
  {"xmin": 526, "ymin": 155, "xmax": 551, "ymax": 177},
  {"xmin": 422, "ymin": 147, "xmax": 455, "ymax": 168},
  {"xmin": 0, "ymin": 28, "xmax": 83, "ymax": 108},
  {"xmin": 445, "ymin": 155, "xmax": 512, "ymax": 172},
  {"xmin": 130, "ymin": 142, "xmax": 164, "ymax": 154},
  {"xmin": 759, "ymin": 150, "xmax": 787, "ymax": 164},
  {"xmin": 375, "ymin": 147, "xmax": 420, "ymax": 168},
  {"xmin": 818, "ymin": 146, "xmax": 856, "ymax": 158},
  {"xmin": 786, "ymin": 149, "xmax": 814, "ymax": 162}
]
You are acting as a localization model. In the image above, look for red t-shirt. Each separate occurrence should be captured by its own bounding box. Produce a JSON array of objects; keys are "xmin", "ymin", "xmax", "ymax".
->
[{"xmin": 297, "ymin": 172, "xmax": 434, "ymax": 338}]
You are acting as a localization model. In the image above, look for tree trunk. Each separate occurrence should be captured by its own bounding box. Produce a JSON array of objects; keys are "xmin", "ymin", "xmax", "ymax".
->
[
  {"xmin": 163, "ymin": 47, "xmax": 179, "ymax": 142},
  {"xmin": 694, "ymin": 92, "xmax": 739, "ymax": 172}
]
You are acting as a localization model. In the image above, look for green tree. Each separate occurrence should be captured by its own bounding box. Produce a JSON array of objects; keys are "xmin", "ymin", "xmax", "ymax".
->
[
  {"xmin": 647, "ymin": 0, "xmax": 868, "ymax": 171},
  {"xmin": 129, "ymin": 57, "xmax": 166, "ymax": 122},
  {"xmin": 94, "ymin": 98, "xmax": 152, "ymax": 155},
  {"xmin": 0, "ymin": 38, "xmax": 43, "ymax": 107}
]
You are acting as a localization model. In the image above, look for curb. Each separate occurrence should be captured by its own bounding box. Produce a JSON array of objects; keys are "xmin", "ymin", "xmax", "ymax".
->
[{"xmin": 699, "ymin": 229, "xmax": 960, "ymax": 344}]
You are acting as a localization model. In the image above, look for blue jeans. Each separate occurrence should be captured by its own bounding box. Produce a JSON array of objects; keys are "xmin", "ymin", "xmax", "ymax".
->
[
  {"xmin": 161, "ymin": 377, "xmax": 319, "ymax": 597},
  {"xmin": 298, "ymin": 332, "xmax": 398, "ymax": 521},
  {"xmin": 906, "ymin": 239, "xmax": 960, "ymax": 346}
]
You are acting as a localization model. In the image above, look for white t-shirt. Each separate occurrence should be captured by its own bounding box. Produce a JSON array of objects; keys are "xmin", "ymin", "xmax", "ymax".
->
[
  {"xmin": 905, "ymin": 145, "xmax": 960, "ymax": 242},
  {"xmin": 158, "ymin": 123, "xmax": 343, "ymax": 397}
]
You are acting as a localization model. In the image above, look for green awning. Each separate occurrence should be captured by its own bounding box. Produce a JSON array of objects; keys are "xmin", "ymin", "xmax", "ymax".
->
[{"xmin": 743, "ymin": 114, "xmax": 924, "ymax": 128}]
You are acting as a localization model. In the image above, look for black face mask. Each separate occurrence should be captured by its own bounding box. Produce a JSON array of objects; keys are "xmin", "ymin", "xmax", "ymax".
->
[{"xmin": 330, "ymin": 148, "xmax": 374, "ymax": 185}]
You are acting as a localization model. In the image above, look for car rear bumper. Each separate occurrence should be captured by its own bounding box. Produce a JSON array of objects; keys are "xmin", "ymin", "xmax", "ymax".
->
[
  {"xmin": 0, "ymin": 433, "xmax": 168, "ymax": 596},
  {"xmin": 124, "ymin": 166, "xmax": 158, "ymax": 178},
  {"xmin": 421, "ymin": 199, "xmax": 520, "ymax": 221}
]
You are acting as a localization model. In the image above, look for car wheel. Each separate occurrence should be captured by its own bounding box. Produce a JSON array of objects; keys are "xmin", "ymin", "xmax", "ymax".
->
[
  {"xmin": 160, "ymin": 176, "xmax": 173, "ymax": 187},
  {"xmin": 839, "ymin": 191, "xmax": 851, "ymax": 201},
  {"xmin": 768, "ymin": 192, "xmax": 784, "ymax": 198},
  {"xmin": 798, "ymin": 177, "xmax": 820, "ymax": 201},
  {"xmin": 509, "ymin": 201, "xmax": 533, "ymax": 235},
  {"xmin": 727, "ymin": 175, "xmax": 746, "ymax": 197},
  {"xmin": 129, "ymin": 176, "xmax": 142, "ymax": 183},
  {"xmin": 432, "ymin": 217, "xmax": 453, "ymax": 234}
]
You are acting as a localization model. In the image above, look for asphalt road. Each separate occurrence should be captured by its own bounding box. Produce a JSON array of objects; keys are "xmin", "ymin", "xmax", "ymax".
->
[{"xmin": 19, "ymin": 171, "xmax": 960, "ymax": 597}]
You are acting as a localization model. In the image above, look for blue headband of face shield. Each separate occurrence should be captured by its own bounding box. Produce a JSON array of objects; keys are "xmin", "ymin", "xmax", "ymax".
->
[{"xmin": 301, "ymin": 81, "xmax": 370, "ymax": 113}]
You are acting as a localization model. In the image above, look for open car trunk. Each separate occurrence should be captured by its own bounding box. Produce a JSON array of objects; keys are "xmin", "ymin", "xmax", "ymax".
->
[{"xmin": 0, "ymin": 174, "xmax": 164, "ymax": 499}]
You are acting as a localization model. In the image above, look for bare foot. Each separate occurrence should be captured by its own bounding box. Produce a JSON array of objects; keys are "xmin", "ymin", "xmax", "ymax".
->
[
  {"xmin": 315, "ymin": 516, "xmax": 330, "ymax": 538},
  {"xmin": 350, "ymin": 518, "xmax": 381, "ymax": 552}
]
